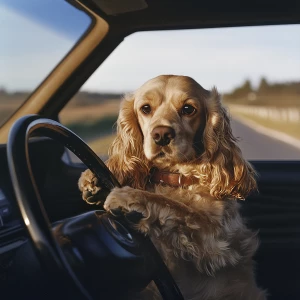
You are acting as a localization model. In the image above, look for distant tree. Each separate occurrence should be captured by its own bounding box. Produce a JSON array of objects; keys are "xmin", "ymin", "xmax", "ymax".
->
[
  {"xmin": 242, "ymin": 79, "xmax": 253, "ymax": 93},
  {"xmin": 0, "ymin": 86, "xmax": 7, "ymax": 95},
  {"xmin": 224, "ymin": 78, "xmax": 300, "ymax": 106},
  {"xmin": 257, "ymin": 77, "xmax": 269, "ymax": 94},
  {"xmin": 229, "ymin": 79, "xmax": 253, "ymax": 99}
]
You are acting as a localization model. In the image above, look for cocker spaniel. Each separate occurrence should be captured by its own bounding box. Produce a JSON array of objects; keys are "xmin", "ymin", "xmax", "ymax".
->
[{"xmin": 78, "ymin": 75, "xmax": 266, "ymax": 300}]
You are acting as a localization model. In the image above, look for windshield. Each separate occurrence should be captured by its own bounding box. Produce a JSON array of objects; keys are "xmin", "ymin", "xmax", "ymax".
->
[
  {"xmin": 0, "ymin": 0, "xmax": 91, "ymax": 126},
  {"xmin": 60, "ymin": 24, "xmax": 300, "ymax": 161}
]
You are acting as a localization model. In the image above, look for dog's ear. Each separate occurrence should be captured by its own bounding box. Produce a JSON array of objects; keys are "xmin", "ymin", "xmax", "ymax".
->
[
  {"xmin": 106, "ymin": 93, "xmax": 150, "ymax": 189},
  {"xmin": 199, "ymin": 88, "xmax": 257, "ymax": 200}
]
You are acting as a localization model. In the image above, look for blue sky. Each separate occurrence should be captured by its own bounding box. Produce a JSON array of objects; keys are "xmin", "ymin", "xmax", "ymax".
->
[{"xmin": 1, "ymin": 0, "xmax": 300, "ymax": 93}]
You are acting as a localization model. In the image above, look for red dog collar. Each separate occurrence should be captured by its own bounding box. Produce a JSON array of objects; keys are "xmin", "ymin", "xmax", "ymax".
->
[{"xmin": 149, "ymin": 168, "xmax": 197, "ymax": 187}]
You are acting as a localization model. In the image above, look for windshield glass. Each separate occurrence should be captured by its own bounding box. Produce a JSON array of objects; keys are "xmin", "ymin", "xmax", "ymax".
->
[
  {"xmin": 0, "ymin": 0, "xmax": 91, "ymax": 126},
  {"xmin": 60, "ymin": 24, "xmax": 300, "ymax": 161}
]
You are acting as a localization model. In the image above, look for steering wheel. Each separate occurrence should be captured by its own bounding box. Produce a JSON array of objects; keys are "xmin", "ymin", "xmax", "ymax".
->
[{"xmin": 7, "ymin": 115, "xmax": 184, "ymax": 300}]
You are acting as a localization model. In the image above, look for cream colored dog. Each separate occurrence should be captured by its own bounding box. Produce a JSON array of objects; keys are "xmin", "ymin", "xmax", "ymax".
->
[{"xmin": 79, "ymin": 75, "xmax": 266, "ymax": 300}]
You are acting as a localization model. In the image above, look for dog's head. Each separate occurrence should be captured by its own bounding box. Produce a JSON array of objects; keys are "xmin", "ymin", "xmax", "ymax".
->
[
  {"xmin": 134, "ymin": 75, "xmax": 208, "ymax": 165},
  {"xmin": 107, "ymin": 75, "xmax": 256, "ymax": 199}
]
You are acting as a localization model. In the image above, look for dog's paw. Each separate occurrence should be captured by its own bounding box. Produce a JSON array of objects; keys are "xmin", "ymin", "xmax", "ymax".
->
[
  {"xmin": 104, "ymin": 186, "xmax": 144, "ymax": 212},
  {"xmin": 78, "ymin": 169, "xmax": 102, "ymax": 204},
  {"xmin": 104, "ymin": 187, "xmax": 150, "ymax": 233}
]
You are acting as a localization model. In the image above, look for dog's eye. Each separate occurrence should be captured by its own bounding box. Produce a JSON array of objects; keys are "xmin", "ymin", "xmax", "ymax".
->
[
  {"xmin": 141, "ymin": 105, "xmax": 151, "ymax": 114},
  {"xmin": 181, "ymin": 104, "xmax": 196, "ymax": 116}
]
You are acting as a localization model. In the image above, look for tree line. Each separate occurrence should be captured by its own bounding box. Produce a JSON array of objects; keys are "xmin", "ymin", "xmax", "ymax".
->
[
  {"xmin": 224, "ymin": 78, "xmax": 300, "ymax": 106},
  {"xmin": 1, "ymin": 78, "xmax": 300, "ymax": 107}
]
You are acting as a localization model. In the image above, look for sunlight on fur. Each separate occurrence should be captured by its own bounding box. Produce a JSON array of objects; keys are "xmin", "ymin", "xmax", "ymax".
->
[{"xmin": 79, "ymin": 75, "xmax": 266, "ymax": 300}]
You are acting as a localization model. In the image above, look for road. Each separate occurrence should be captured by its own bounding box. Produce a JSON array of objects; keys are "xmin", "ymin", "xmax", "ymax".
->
[{"xmin": 231, "ymin": 118, "xmax": 300, "ymax": 160}]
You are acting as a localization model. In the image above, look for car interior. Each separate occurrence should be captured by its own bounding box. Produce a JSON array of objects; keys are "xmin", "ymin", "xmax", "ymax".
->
[{"xmin": 0, "ymin": 0, "xmax": 300, "ymax": 299}]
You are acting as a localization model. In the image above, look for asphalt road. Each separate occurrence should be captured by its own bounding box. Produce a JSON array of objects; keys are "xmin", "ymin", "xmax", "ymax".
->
[{"xmin": 231, "ymin": 118, "xmax": 300, "ymax": 160}]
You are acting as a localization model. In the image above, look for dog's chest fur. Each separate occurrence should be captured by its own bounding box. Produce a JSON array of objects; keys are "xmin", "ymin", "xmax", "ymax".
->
[{"xmin": 142, "ymin": 185, "xmax": 262, "ymax": 300}]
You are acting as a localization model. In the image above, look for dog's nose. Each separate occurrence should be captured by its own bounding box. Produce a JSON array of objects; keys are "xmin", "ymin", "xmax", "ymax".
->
[{"xmin": 151, "ymin": 126, "xmax": 175, "ymax": 146}]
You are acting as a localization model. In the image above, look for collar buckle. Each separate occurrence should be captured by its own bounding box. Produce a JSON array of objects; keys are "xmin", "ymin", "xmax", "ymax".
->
[{"xmin": 178, "ymin": 173, "xmax": 183, "ymax": 186}]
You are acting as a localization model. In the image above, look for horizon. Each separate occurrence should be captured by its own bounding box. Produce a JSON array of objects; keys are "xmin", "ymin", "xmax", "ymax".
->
[{"xmin": 1, "ymin": 77, "xmax": 299, "ymax": 95}]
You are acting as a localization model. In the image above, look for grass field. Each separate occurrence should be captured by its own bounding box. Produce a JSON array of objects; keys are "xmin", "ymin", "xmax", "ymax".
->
[
  {"xmin": 59, "ymin": 99, "xmax": 121, "ymax": 155},
  {"xmin": 88, "ymin": 134, "xmax": 116, "ymax": 155},
  {"xmin": 0, "ymin": 102, "xmax": 23, "ymax": 125},
  {"xmin": 60, "ymin": 99, "xmax": 121, "ymax": 124}
]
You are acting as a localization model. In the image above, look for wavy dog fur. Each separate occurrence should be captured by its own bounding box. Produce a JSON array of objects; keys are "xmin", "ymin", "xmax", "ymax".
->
[{"xmin": 79, "ymin": 75, "xmax": 266, "ymax": 300}]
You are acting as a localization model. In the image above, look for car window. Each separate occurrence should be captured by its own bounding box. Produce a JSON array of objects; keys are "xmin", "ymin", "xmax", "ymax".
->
[
  {"xmin": 60, "ymin": 93, "xmax": 121, "ymax": 162},
  {"xmin": 0, "ymin": 0, "xmax": 91, "ymax": 127},
  {"xmin": 60, "ymin": 24, "xmax": 300, "ymax": 161}
]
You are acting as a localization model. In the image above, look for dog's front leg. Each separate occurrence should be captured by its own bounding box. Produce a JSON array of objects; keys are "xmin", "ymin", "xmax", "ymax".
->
[
  {"xmin": 104, "ymin": 186, "xmax": 217, "ymax": 235},
  {"xmin": 104, "ymin": 186, "xmax": 168, "ymax": 234},
  {"xmin": 104, "ymin": 187, "xmax": 241, "ymax": 275}
]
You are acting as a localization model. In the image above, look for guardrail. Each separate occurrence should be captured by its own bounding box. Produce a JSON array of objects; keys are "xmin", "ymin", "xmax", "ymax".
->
[{"xmin": 228, "ymin": 105, "xmax": 300, "ymax": 123}]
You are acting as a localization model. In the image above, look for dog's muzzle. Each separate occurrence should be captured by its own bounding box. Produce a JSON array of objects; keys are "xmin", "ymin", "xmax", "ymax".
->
[{"xmin": 151, "ymin": 126, "xmax": 175, "ymax": 146}]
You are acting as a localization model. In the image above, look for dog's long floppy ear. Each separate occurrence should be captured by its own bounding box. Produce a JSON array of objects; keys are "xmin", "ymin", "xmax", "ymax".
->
[
  {"xmin": 106, "ymin": 93, "xmax": 150, "ymax": 189},
  {"xmin": 199, "ymin": 88, "xmax": 257, "ymax": 200}
]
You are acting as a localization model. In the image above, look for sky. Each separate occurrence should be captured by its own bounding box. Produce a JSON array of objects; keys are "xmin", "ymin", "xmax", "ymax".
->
[{"xmin": 0, "ymin": 0, "xmax": 300, "ymax": 94}]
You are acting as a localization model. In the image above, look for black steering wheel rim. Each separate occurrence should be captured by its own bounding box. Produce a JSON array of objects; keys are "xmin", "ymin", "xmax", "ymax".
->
[
  {"xmin": 7, "ymin": 115, "xmax": 184, "ymax": 300},
  {"xmin": 7, "ymin": 115, "xmax": 121, "ymax": 299}
]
